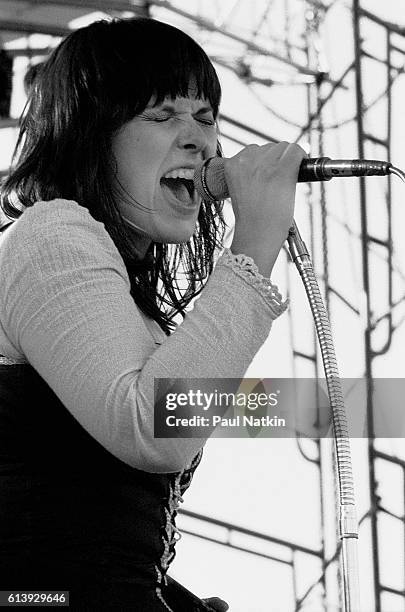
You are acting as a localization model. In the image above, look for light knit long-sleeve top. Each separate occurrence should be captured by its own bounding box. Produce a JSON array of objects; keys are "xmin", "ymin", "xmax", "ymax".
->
[{"xmin": 0, "ymin": 199, "xmax": 287, "ymax": 473}]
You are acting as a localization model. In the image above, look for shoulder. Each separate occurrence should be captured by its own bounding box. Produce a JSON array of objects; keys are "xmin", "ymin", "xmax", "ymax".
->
[
  {"xmin": 0, "ymin": 198, "xmax": 129, "ymax": 288},
  {"xmin": 10, "ymin": 198, "xmax": 110, "ymax": 243},
  {"xmin": 1, "ymin": 198, "xmax": 123, "ymax": 261}
]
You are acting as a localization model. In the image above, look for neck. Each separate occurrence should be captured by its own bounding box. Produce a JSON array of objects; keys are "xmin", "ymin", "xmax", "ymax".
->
[{"xmin": 122, "ymin": 215, "xmax": 152, "ymax": 259}]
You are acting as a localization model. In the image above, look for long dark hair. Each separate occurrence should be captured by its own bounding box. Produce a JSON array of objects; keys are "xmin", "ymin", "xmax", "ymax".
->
[{"xmin": 1, "ymin": 17, "xmax": 225, "ymax": 335}]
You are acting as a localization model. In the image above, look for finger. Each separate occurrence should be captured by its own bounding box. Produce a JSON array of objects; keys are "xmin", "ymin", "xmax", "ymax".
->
[
  {"xmin": 276, "ymin": 143, "xmax": 307, "ymax": 181},
  {"xmin": 202, "ymin": 596, "xmax": 229, "ymax": 611},
  {"xmin": 279, "ymin": 142, "xmax": 307, "ymax": 163},
  {"xmin": 261, "ymin": 140, "xmax": 290, "ymax": 160}
]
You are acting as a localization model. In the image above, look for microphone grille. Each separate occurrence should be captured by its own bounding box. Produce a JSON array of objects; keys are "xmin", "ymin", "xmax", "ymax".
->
[{"xmin": 193, "ymin": 157, "xmax": 229, "ymax": 202}]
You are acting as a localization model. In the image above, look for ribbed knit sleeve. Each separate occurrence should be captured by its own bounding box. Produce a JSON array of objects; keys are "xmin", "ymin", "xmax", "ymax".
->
[{"xmin": 0, "ymin": 199, "xmax": 287, "ymax": 473}]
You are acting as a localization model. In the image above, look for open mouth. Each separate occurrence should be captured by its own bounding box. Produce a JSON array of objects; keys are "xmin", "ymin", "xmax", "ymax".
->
[{"xmin": 160, "ymin": 177, "xmax": 196, "ymax": 205}]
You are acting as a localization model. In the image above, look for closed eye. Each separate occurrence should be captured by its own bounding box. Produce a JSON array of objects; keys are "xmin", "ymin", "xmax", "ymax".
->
[
  {"xmin": 196, "ymin": 117, "xmax": 215, "ymax": 126},
  {"xmin": 141, "ymin": 108, "xmax": 215, "ymax": 125},
  {"xmin": 138, "ymin": 111, "xmax": 172, "ymax": 122},
  {"xmin": 151, "ymin": 115, "xmax": 215, "ymax": 125}
]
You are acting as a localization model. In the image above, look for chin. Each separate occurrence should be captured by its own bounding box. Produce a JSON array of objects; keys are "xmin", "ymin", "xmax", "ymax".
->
[
  {"xmin": 154, "ymin": 222, "xmax": 198, "ymax": 244},
  {"xmin": 162, "ymin": 233, "xmax": 196, "ymax": 245}
]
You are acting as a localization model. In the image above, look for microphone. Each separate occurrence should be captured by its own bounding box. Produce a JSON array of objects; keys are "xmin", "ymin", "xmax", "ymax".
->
[{"xmin": 193, "ymin": 156, "xmax": 393, "ymax": 202}]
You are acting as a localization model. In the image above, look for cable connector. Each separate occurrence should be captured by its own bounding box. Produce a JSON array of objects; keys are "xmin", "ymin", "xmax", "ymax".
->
[{"xmin": 287, "ymin": 221, "xmax": 312, "ymax": 271}]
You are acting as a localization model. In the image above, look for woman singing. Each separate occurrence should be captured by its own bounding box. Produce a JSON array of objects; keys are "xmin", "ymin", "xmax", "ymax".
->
[{"xmin": 0, "ymin": 17, "xmax": 305, "ymax": 611}]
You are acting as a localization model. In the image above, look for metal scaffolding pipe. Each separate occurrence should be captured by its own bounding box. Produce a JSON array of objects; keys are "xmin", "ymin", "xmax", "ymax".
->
[{"xmin": 7, "ymin": 0, "xmax": 343, "ymax": 86}]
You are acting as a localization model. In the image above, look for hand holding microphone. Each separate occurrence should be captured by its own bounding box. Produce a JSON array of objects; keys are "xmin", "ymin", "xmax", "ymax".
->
[
  {"xmin": 196, "ymin": 142, "xmax": 307, "ymax": 276},
  {"xmin": 193, "ymin": 146, "xmax": 393, "ymax": 276}
]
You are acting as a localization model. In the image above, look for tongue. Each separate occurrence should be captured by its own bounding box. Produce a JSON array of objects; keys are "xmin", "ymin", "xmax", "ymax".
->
[{"xmin": 161, "ymin": 179, "xmax": 191, "ymax": 204}]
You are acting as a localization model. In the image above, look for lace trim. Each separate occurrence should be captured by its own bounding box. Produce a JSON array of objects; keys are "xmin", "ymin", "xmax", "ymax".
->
[
  {"xmin": 217, "ymin": 248, "xmax": 289, "ymax": 317},
  {"xmin": 159, "ymin": 473, "xmax": 184, "ymax": 575},
  {"xmin": 154, "ymin": 449, "xmax": 203, "ymax": 600},
  {"xmin": 155, "ymin": 572, "xmax": 174, "ymax": 612}
]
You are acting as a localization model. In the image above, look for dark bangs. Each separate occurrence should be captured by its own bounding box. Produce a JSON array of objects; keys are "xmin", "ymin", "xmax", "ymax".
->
[
  {"xmin": 101, "ymin": 18, "xmax": 221, "ymax": 126},
  {"xmin": 137, "ymin": 24, "xmax": 221, "ymax": 115}
]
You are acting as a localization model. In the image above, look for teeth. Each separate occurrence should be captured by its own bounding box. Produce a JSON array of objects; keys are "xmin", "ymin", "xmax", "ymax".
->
[{"xmin": 163, "ymin": 168, "xmax": 195, "ymax": 180}]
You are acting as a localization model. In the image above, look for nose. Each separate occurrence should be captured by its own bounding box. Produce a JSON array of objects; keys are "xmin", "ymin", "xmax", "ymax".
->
[{"xmin": 175, "ymin": 118, "xmax": 209, "ymax": 154}]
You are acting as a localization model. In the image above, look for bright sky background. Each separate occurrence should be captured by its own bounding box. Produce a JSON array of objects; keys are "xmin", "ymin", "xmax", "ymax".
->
[{"xmin": 1, "ymin": 1, "xmax": 405, "ymax": 610}]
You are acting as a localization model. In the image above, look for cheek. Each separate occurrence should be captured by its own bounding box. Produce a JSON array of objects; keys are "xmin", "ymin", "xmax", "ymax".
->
[
  {"xmin": 210, "ymin": 134, "xmax": 220, "ymax": 157},
  {"xmin": 114, "ymin": 147, "xmax": 156, "ymax": 199},
  {"xmin": 112, "ymin": 127, "xmax": 156, "ymax": 186}
]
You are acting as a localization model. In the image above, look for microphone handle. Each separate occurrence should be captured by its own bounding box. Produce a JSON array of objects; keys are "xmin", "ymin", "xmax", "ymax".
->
[
  {"xmin": 298, "ymin": 157, "xmax": 392, "ymax": 182},
  {"xmin": 298, "ymin": 157, "xmax": 332, "ymax": 182}
]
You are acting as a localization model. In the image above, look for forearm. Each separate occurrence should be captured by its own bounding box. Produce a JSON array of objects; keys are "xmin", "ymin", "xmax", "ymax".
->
[{"xmin": 123, "ymin": 249, "xmax": 288, "ymax": 472}]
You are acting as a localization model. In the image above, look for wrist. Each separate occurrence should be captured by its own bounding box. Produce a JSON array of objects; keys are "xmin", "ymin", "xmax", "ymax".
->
[
  {"xmin": 231, "ymin": 232, "xmax": 286, "ymax": 277},
  {"xmin": 230, "ymin": 242, "xmax": 278, "ymax": 277}
]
